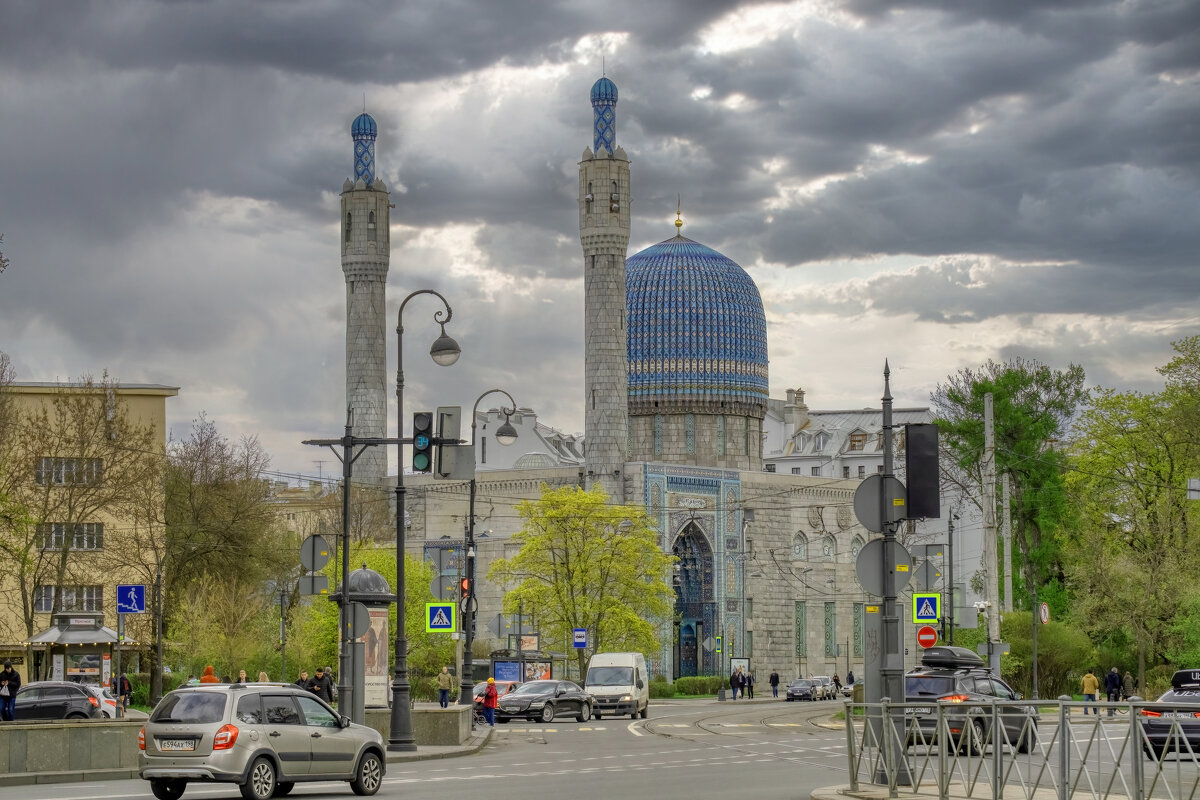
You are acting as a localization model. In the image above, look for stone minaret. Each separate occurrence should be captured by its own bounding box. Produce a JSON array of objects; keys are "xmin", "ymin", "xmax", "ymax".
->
[
  {"xmin": 341, "ymin": 112, "xmax": 390, "ymax": 483},
  {"xmin": 579, "ymin": 77, "xmax": 630, "ymax": 500}
]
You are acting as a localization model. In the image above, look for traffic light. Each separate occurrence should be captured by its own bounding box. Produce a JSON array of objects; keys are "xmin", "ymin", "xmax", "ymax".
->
[
  {"xmin": 460, "ymin": 577, "xmax": 472, "ymax": 600},
  {"xmin": 412, "ymin": 411, "xmax": 433, "ymax": 473}
]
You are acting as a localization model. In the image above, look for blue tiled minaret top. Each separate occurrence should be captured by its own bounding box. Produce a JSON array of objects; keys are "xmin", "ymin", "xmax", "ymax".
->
[
  {"xmin": 591, "ymin": 77, "xmax": 618, "ymax": 156},
  {"xmin": 351, "ymin": 112, "xmax": 377, "ymax": 185},
  {"xmin": 626, "ymin": 234, "xmax": 769, "ymax": 407}
]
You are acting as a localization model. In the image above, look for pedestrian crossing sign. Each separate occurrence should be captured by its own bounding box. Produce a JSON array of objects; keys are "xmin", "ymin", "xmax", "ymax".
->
[
  {"xmin": 912, "ymin": 593, "xmax": 940, "ymax": 623},
  {"xmin": 425, "ymin": 602, "xmax": 456, "ymax": 633}
]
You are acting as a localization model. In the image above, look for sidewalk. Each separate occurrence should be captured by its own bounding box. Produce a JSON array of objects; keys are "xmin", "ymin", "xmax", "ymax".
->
[{"xmin": 385, "ymin": 725, "xmax": 492, "ymax": 763}]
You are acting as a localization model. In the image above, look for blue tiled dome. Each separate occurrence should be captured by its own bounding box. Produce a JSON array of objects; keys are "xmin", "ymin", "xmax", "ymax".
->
[
  {"xmin": 626, "ymin": 235, "xmax": 769, "ymax": 412},
  {"xmin": 590, "ymin": 77, "xmax": 618, "ymax": 103},
  {"xmin": 351, "ymin": 112, "xmax": 377, "ymax": 138}
]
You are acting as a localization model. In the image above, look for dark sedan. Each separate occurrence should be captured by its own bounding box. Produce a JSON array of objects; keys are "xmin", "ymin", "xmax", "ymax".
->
[
  {"xmin": 786, "ymin": 679, "xmax": 817, "ymax": 701},
  {"xmin": 496, "ymin": 679, "xmax": 594, "ymax": 723},
  {"xmin": 1141, "ymin": 669, "xmax": 1200, "ymax": 759},
  {"xmin": 15, "ymin": 681, "xmax": 104, "ymax": 720}
]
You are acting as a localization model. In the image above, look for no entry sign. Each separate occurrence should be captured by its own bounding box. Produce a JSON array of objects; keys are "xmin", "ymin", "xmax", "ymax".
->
[{"xmin": 916, "ymin": 625, "xmax": 938, "ymax": 648}]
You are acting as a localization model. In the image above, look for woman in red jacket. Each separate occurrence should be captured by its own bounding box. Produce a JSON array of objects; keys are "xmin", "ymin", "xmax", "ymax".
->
[
  {"xmin": 198, "ymin": 665, "xmax": 220, "ymax": 684},
  {"xmin": 483, "ymin": 678, "xmax": 499, "ymax": 727}
]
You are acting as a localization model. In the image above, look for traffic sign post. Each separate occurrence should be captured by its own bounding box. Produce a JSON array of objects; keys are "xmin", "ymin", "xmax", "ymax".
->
[{"xmin": 916, "ymin": 625, "xmax": 938, "ymax": 648}]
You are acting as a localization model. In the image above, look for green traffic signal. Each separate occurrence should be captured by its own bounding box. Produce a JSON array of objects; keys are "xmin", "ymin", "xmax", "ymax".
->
[{"xmin": 412, "ymin": 411, "xmax": 434, "ymax": 473}]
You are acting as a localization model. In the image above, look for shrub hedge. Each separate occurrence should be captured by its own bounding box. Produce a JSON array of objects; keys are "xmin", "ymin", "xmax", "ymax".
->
[
  {"xmin": 648, "ymin": 679, "xmax": 675, "ymax": 698},
  {"xmin": 671, "ymin": 675, "xmax": 725, "ymax": 695}
]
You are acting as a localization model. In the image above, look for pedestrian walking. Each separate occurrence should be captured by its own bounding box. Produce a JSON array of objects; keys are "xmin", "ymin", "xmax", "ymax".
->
[
  {"xmin": 118, "ymin": 673, "xmax": 133, "ymax": 711},
  {"xmin": 769, "ymin": 670, "xmax": 780, "ymax": 698},
  {"xmin": 199, "ymin": 665, "xmax": 220, "ymax": 684},
  {"xmin": 0, "ymin": 659, "xmax": 21, "ymax": 721},
  {"xmin": 307, "ymin": 666, "xmax": 334, "ymax": 703},
  {"xmin": 257, "ymin": 671, "xmax": 269, "ymax": 683},
  {"xmin": 295, "ymin": 670, "xmax": 309, "ymax": 688},
  {"xmin": 847, "ymin": 670, "xmax": 855, "ymax": 687},
  {"xmin": 746, "ymin": 670, "xmax": 755, "ymax": 699},
  {"xmin": 729, "ymin": 668, "xmax": 739, "ymax": 700},
  {"xmin": 1122, "ymin": 671, "xmax": 1136, "ymax": 700},
  {"xmin": 483, "ymin": 677, "xmax": 499, "ymax": 726},
  {"xmin": 437, "ymin": 666, "xmax": 453, "ymax": 708},
  {"xmin": 1105, "ymin": 667, "xmax": 1122, "ymax": 716},
  {"xmin": 832, "ymin": 674, "xmax": 842, "ymax": 696},
  {"xmin": 1081, "ymin": 668, "xmax": 1100, "ymax": 714}
]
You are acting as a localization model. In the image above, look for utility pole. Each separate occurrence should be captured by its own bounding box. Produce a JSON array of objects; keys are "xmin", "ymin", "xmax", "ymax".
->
[
  {"xmin": 1002, "ymin": 474, "xmax": 1012, "ymax": 612},
  {"xmin": 982, "ymin": 393, "xmax": 1001, "ymax": 673},
  {"xmin": 946, "ymin": 512, "xmax": 956, "ymax": 645}
]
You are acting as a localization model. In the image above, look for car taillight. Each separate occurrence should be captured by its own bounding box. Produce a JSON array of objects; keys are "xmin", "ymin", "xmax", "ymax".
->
[
  {"xmin": 88, "ymin": 696, "xmax": 99, "ymax": 707},
  {"xmin": 942, "ymin": 694, "xmax": 970, "ymax": 704},
  {"xmin": 1141, "ymin": 709, "xmax": 1162, "ymax": 717},
  {"xmin": 213, "ymin": 724, "xmax": 239, "ymax": 750},
  {"xmin": 138, "ymin": 728, "xmax": 146, "ymax": 750}
]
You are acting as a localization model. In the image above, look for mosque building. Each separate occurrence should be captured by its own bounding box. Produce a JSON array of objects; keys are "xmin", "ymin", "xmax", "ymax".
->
[{"xmin": 344, "ymin": 78, "xmax": 960, "ymax": 681}]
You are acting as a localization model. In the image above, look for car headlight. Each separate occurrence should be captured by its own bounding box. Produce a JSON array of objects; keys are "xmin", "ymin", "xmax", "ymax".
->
[
  {"xmin": 528, "ymin": 701, "xmax": 544, "ymax": 708},
  {"xmin": 620, "ymin": 694, "xmax": 632, "ymax": 702}
]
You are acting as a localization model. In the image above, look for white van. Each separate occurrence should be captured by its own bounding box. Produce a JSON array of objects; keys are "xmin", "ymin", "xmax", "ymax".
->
[{"xmin": 585, "ymin": 652, "xmax": 649, "ymax": 719}]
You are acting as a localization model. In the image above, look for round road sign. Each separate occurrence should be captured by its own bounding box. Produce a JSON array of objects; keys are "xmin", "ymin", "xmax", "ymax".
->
[
  {"xmin": 916, "ymin": 625, "xmax": 938, "ymax": 648},
  {"xmin": 1039, "ymin": 602, "xmax": 1050, "ymax": 625}
]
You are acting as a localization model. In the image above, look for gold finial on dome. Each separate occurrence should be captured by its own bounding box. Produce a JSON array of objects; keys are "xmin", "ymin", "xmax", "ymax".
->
[{"xmin": 675, "ymin": 194, "xmax": 683, "ymax": 235}]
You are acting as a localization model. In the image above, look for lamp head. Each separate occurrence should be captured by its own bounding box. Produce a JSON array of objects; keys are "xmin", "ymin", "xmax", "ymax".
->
[
  {"xmin": 430, "ymin": 322, "xmax": 461, "ymax": 366},
  {"xmin": 495, "ymin": 413, "xmax": 518, "ymax": 446}
]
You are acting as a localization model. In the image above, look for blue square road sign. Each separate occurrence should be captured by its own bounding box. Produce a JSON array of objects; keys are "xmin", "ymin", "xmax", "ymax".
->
[{"xmin": 116, "ymin": 584, "xmax": 146, "ymax": 614}]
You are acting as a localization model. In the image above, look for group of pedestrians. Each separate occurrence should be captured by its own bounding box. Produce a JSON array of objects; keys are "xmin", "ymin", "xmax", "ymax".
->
[
  {"xmin": 1081, "ymin": 666, "xmax": 1139, "ymax": 715},
  {"xmin": 729, "ymin": 666, "xmax": 755, "ymax": 699}
]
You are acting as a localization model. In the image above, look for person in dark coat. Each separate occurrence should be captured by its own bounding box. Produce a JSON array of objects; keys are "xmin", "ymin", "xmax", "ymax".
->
[
  {"xmin": 1122, "ymin": 671, "xmax": 1136, "ymax": 700},
  {"xmin": 746, "ymin": 670, "xmax": 755, "ymax": 699},
  {"xmin": 295, "ymin": 669, "xmax": 309, "ymax": 688},
  {"xmin": 769, "ymin": 670, "xmax": 780, "ymax": 698},
  {"xmin": 1104, "ymin": 667, "xmax": 1122, "ymax": 716},
  {"xmin": 307, "ymin": 666, "xmax": 335, "ymax": 704},
  {"xmin": 117, "ymin": 674, "xmax": 133, "ymax": 711},
  {"xmin": 0, "ymin": 660, "xmax": 20, "ymax": 721}
]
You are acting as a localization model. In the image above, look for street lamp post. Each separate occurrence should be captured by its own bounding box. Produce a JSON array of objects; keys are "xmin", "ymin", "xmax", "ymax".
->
[
  {"xmin": 390, "ymin": 289, "xmax": 461, "ymax": 753},
  {"xmin": 458, "ymin": 390, "xmax": 519, "ymax": 709}
]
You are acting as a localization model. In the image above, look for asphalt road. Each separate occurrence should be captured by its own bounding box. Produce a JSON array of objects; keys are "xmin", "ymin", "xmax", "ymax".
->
[{"xmin": 0, "ymin": 698, "xmax": 853, "ymax": 800}]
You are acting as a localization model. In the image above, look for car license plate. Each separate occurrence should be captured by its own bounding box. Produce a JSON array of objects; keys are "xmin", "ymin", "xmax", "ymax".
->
[
  {"xmin": 906, "ymin": 707, "xmax": 933, "ymax": 715},
  {"xmin": 158, "ymin": 739, "xmax": 196, "ymax": 752}
]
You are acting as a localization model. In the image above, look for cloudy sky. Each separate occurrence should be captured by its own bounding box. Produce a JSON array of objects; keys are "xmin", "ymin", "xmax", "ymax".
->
[{"xmin": 1, "ymin": 0, "xmax": 1197, "ymax": 482}]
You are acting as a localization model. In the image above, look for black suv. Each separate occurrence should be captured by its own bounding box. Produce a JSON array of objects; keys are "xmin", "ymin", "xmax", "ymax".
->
[
  {"xmin": 15, "ymin": 681, "xmax": 104, "ymax": 720},
  {"xmin": 904, "ymin": 646, "xmax": 1037, "ymax": 754},
  {"xmin": 1141, "ymin": 669, "xmax": 1200, "ymax": 759}
]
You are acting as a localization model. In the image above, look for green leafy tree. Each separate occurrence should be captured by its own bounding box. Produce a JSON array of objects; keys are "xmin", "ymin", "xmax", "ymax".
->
[
  {"xmin": 488, "ymin": 484, "xmax": 675, "ymax": 677},
  {"xmin": 1065, "ymin": 358, "xmax": 1200, "ymax": 684},
  {"xmin": 931, "ymin": 359, "xmax": 1087, "ymax": 614}
]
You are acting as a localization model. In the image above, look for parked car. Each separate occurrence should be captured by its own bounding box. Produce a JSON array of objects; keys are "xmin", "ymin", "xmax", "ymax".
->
[
  {"xmin": 810, "ymin": 676, "xmax": 834, "ymax": 700},
  {"xmin": 139, "ymin": 682, "xmax": 385, "ymax": 800},
  {"xmin": 842, "ymin": 682, "xmax": 854, "ymax": 698},
  {"xmin": 85, "ymin": 684, "xmax": 120, "ymax": 718},
  {"xmin": 1141, "ymin": 669, "xmax": 1200, "ymax": 760},
  {"xmin": 904, "ymin": 645, "xmax": 1038, "ymax": 754},
  {"xmin": 473, "ymin": 680, "xmax": 520, "ymax": 718},
  {"xmin": 496, "ymin": 679, "xmax": 594, "ymax": 723},
  {"xmin": 785, "ymin": 679, "xmax": 817, "ymax": 702},
  {"xmin": 14, "ymin": 681, "xmax": 104, "ymax": 720}
]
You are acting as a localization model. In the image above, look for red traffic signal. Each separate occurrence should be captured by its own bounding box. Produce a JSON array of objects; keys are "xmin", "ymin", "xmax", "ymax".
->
[{"xmin": 460, "ymin": 577, "xmax": 471, "ymax": 599}]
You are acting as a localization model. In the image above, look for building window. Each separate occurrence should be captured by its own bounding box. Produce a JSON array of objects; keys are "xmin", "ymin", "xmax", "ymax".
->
[
  {"xmin": 35, "ymin": 457, "xmax": 104, "ymax": 486},
  {"xmin": 368, "ymin": 210, "xmax": 376, "ymax": 241},
  {"xmin": 792, "ymin": 533, "xmax": 808, "ymax": 560},
  {"xmin": 858, "ymin": 465, "xmax": 866, "ymax": 478},
  {"xmin": 851, "ymin": 536, "xmax": 864, "ymax": 561},
  {"xmin": 877, "ymin": 465, "xmax": 884, "ymax": 474},
  {"xmin": 810, "ymin": 466, "xmax": 820, "ymax": 477},
  {"xmin": 825, "ymin": 601, "xmax": 837, "ymax": 656},
  {"xmin": 38, "ymin": 522, "xmax": 104, "ymax": 550},
  {"xmin": 822, "ymin": 535, "xmax": 836, "ymax": 561},
  {"xmin": 791, "ymin": 467, "xmax": 803, "ymax": 475},
  {"xmin": 35, "ymin": 584, "xmax": 103, "ymax": 612},
  {"xmin": 795, "ymin": 601, "xmax": 807, "ymax": 657},
  {"xmin": 849, "ymin": 433, "xmax": 867, "ymax": 451},
  {"xmin": 345, "ymin": 212, "xmax": 352, "ymax": 241},
  {"xmin": 842, "ymin": 466, "xmax": 850, "ymax": 478},
  {"xmin": 764, "ymin": 463, "xmax": 775, "ymax": 473},
  {"xmin": 854, "ymin": 602, "xmax": 864, "ymax": 657},
  {"xmin": 814, "ymin": 433, "xmax": 829, "ymax": 450}
]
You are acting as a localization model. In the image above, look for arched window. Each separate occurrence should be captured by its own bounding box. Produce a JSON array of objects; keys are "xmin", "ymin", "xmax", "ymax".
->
[
  {"xmin": 345, "ymin": 212, "xmax": 352, "ymax": 242},
  {"xmin": 367, "ymin": 210, "xmax": 376, "ymax": 241},
  {"xmin": 822, "ymin": 535, "xmax": 836, "ymax": 562},
  {"xmin": 792, "ymin": 533, "xmax": 808, "ymax": 560},
  {"xmin": 851, "ymin": 535, "xmax": 865, "ymax": 561}
]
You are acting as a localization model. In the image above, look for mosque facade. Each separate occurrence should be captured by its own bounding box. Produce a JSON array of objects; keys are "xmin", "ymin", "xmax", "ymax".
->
[{"xmin": 347, "ymin": 79, "xmax": 949, "ymax": 683}]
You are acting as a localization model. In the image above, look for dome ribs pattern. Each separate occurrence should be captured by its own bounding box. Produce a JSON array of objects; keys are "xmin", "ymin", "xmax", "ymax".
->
[{"xmin": 626, "ymin": 236, "xmax": 768, "ymax": 417}]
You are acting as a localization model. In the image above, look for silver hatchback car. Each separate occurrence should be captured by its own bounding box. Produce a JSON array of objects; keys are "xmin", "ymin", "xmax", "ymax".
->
[{"xmin": 139, "ymin": 683, "xmax": 385, "ymax": 800}]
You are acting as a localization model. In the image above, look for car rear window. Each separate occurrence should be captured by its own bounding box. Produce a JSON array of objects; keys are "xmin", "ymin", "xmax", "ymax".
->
[
  {"xmin": 151, "ymin": 692, "xmax": 228, "ymax": 723},
  {"xmin": 906, "ymin": 675, "xmax": 956, "ymax": 697}
]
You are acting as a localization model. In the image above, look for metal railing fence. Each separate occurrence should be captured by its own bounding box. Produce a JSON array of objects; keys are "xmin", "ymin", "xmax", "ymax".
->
[{"xmin": 845, "ymin": 699, "xmax": 1200, "ymax": 800}]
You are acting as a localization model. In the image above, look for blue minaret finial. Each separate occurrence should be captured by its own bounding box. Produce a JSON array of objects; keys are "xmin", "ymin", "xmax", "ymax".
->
[
  {"xmin": 351, "ymin": 111, "xmax": 378, "ymax": 185},
  {"xmin": 590, "ymin": 76, "xmax": 618, "ymax": 156}
]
